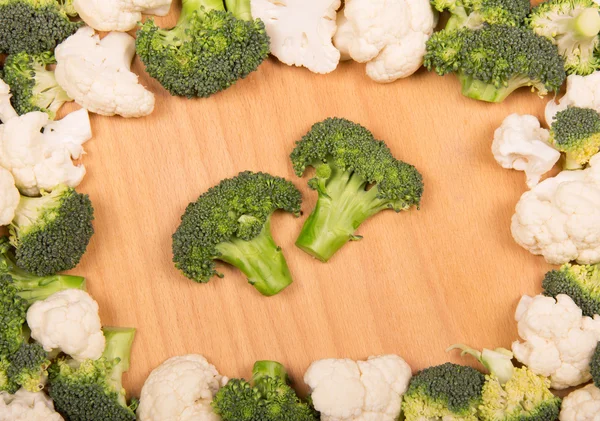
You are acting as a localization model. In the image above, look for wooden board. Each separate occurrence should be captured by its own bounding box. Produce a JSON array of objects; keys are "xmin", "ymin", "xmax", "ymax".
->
[{"xmin": 54, "ymin": 9, "xmax": 559, "ymax": 397}]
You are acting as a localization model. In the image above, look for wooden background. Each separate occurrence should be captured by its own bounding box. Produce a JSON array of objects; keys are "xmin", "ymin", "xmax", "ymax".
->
[{"xmin": 50, "ymin": 8, "xmax": 558, "ymax": 396}]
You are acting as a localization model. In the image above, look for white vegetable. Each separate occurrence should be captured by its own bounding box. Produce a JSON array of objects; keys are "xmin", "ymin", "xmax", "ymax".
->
[
  {"xmin": 512, "ymin": 294, "xmax": 600, "ymax": 389},
  {"xmin": 27, "ymin": 289, "xmax": 105, "ymax": 362},
  {"xmin": 0, "ymin": 80, "xmax": 18, "ymax": 123},
  {"xmin": 333, "ymin": 0, "xmax": 437, "ymax": 83},
  {"xmin": 492, "ymin": 114, "xmax": 560, "ymax": 188},
  {"xmin": 0, "ymin": 168, "xmax": 19, "ymax": 226},
  {"xmin": 560, "ymin": 383, "xmax": 600, "ymax": 421},
  {"xmin": 0, "ymin": 389, "xmax": 63, "ymax": 421},
  {"xmin": 55, "ymin": 27, "xmax": 155, "ymax": 118},
  {"xmin": 546, "ymin": 71, "xmax": 600, "ymax": 126},
  {"xmin": 137, "ymin": 354, "xmax": 228, "ymax": 421},
  {"xmin": 73, "ymin": 0, "xmax": 171, "ymax": 32},
  {"xmin": 250, "ymin": 0, "xmax": 341, "ymax": 74},
  {"xmin": 0, "ymin": 109, "xmax": 91, "ymax": 197},
  {"xmin": 511, "ymin": 154, "xmax": 600, "ymax": 264},
  {"xmin": 304, "ymin": 355, "xmax": 412, "ymax": 421}
]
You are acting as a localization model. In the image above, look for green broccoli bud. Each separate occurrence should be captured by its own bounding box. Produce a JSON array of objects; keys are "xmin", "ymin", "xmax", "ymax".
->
[
  {"xmin": 592, "ymin": 342, "xmax": 600, "ymax": 387},
  {"xmin": 549, "ymin": 107, "xmax": 600, "ymax": 169},
  {"xmin": 4, "ymin": 342, "xmax": 50, "ymax": 394},
  {"xmin": 543, "ymin": 263, "xmax": 600, "ymax": 317},
  {"xmin": 433, "ymin": 0, "xmax": 530, "ymax": 30}
]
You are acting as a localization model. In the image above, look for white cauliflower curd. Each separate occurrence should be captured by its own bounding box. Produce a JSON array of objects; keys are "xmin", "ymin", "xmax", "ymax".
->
[
  {"xmin": 73, "ymin": 0, "xmax": 172, "ymax": 32},
  {"xmin": 560, "ymin": 384, "xmax": 600, "ymax": 421},
  {"xmin": 304, "ymin": 354, "xmax": 412, "ymax": 421},
  {"xmin": 137, "ymin": 354, "xmax": 228, "ymax": 421},
  {"xmin": 0, "ymin": 79, "xmax": 18, "ymax": 123},
  {"xmin": 492, "ymin": 114, "xmax": 560, "ymax": 188},
  {"xmin": 55, "ymin": 27, "xmax": 155, "ymax": 118},
  {"xmin": 546, "ymin": 71, "xmax": 600, "ymax": 126},
  {"xmin": 512, "ymin": 294, "xmax": 600, "ymax": 389},
  {"xmin": 0, "ymin": 168, "xmax": 19, "ymax": 226},
  {"xmin": 0, "ymin": 389, "xmax": 63, "ymax": 421},
  {"xmin": 511, "ymin": 154, "xmax": 600, "ymax": 265},
  {"xmin": 27, "ymin": 289, "xmax": 105, "ymax": 362}
]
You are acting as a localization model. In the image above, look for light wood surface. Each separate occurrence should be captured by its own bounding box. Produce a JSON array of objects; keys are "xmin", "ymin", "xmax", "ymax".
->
[{"xmin": 51, "ymin": 9, "xmax": 559, "ymax": 397}]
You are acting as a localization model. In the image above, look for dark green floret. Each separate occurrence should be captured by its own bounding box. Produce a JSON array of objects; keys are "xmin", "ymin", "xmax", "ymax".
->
[
  {"xmin": 425, "ymin": 24, "xmax": 566, "ymax": 102},
  {"xmin": 49, "ymin": 327, "xmax": 137, "ymax": 421},
  {"xmin": 0, "ymin": 0, "xmax": 81, "ymax": 55},
  {"xmin": 592, "ymin": 342, "xmax": 600, "ymax": 387},
  {"xmin": 529, "ymin": 0, "xmax": 600, "ymax": 75},
  {"xmin": 213, "ymin": 360, "xmax": 318, "ymax": 421},
  {"xmin": 135, "ymin": 0, "xmax": 270, "ymax": 98},
  {"xmin": 290, "ymin": 118, "xmax": 423, "ymax": 262},
  {"xmin": 8, "ymin": 184, "xmax": 94, "ymax": 277},
  {"xmin": 172, "ymin": 171, "xmax": 301, "ymax": 296},
  {"xmin": 3, "ymin": 51, "xmax": 71, "ymax": 119},
  {"xmin": 402, "ymin": 363, "xmax": 485, "ymax": 421},
  {"xmin": 2, "ymin": 342, "xmax": 51, "ymax": 394},
  {"xmin": 549, "ymin": 107, "xmax": 600, "ymax": 169},
  {"xmin": 432, "ymin": 0, "xmax": 530, "ymax": 30},
  {"xmin": 543, "ymin": 263, "xmax": 600, "ymax": 317}
]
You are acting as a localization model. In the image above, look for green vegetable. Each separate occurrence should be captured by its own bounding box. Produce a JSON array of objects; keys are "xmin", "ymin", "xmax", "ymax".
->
[
  {"xmin": 49, "ymin": 327, "xmax": 137, "ymax": 421},
  {"xmin": 424, "ymin": 24, "xmax": 566, "ymax": 102},
  {"xmin": 549, "ymin": 107, "xmax": 600, "ymax": 169},
  {"xmin": 136, "ymin": 0, "xmax": 270, "ymax": 97},
  {"xmin": 213, "ymin": 360, "xmax": 318, "ymax": 421},
  {"xmin": 431, "ymin": 0, "xmax": 530, "ymax": 30},
  {"xmin": 543, "ymin": 263, "xmax": 600, "ymax": 317},
  {"xmin": 290, "ymin": 118, "xmax": 423, "ymax": 262},
  {"xmin": 0, "ymin": 0, "xmax": 81, "ymax": 55},
  {"xmin": 172, "ymin": 171, "xmax": 301, "ymax": 296},
  {"xmin": 529, "ymin": 0, "xmax": 600, "ymax": 75},
  {"xmin": 8, "ymin": 184, "xmax": 95, "ymax": 277},
  {"xmin": 1, "ymin": 342, "xmax": 50, "ymax": 394},
  {"xmin": 592, "ymin": 342, "xmax": 600, "ymax": 387},
  {"xmin": 3, "ymin": 51, "xmax": 71, "ymax": 119}
]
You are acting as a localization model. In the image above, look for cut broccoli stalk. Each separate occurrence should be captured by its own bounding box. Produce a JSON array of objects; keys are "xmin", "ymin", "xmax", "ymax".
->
[
  {"xmin": 224, "ymin": 0, "xmax": 252, "ymax": 20},
  {"xmin": 458, "ymin": 73, "xmax": 547, "ymax": 103}
]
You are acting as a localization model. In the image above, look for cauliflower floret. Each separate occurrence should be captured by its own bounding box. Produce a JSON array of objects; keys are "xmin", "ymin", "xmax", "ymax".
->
[
  {"xmin": 0, "ymin": 168, "xmax": 19, "ymax": 226},
  {"xmin": 137, "ymin": 354, "xmax": 228, "ymax": 421},
  {"xmin": 55, "ymin": 27, "xmax": 155, "ymax": 118},
  {"xmin": 0, "ymin": 109, "xmax": 91, "ymax": 197},
  {"xmin": 27, "ymin": 289, "xmax": 105, "ymax": 362},
  {"xmin": 512, "ymin": 294, "xmax": 600, "ymax": 389},
  {"xmin": 304, "ymin": 355, "xmax": 412, "ymax": 421},
  {"xmin": 546, "ymin": 71, "xmax": 600, "ymax": 126},
  {"xmin": 73, "ymin": 0, "xmax": 171, "ymax": 32},
  {"xmin": 0, "ymin": 389, "xmax": 63, "ymax": 421},
  {"xmin": 560, "ymin": 384, "xmax": 600, "ymax": 421},
  {"xmin": 0, "ymin": 80, "xmax": 18, "ymax": 123},
  {"xmin": 492, "ymin": 114, "xmax": 560, "ymax": 188},
  {"xmin": 250, "ymin": 0, "xmax": 341, "ymax": 74},
  {"xmin": 333, "ymin": 0, "xmax": 437, "ymax": 83},
  {"xmin": 511, "ymin": 154, "xmax": 600, "ymax": 264}
]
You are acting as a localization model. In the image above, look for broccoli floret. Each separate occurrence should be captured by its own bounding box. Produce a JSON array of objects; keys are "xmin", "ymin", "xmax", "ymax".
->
[
  {"xmin": 8, "ymin": 184, "xmax": 94, "ymax": 277},
  {"xmin": 549, "ymin": 107, "xmax": 600, "ymax": 169},
  {"xmin": 2, "ymin": 342, "xmax": 51, "ymax": 394},
  {"xmin": 49, "ymin": 327, "xmax": 137, "ymax": 421},
  {"xmin": 172, "ymin": 171, "xmax": 301, "ymax": 296},
  {"xmin": 432, "ymin": 0, "xmax": 530, "ymax": 30},
  {"xmin": 213, "ymin": 360, "xmax": 318, "ymax": 421},
  {"xmin": 425, "ymin": 24, "xmax": 566, "ymax": 102},
  {"xmin": 402, "ymin": 363, "xmax": 485, "ymax": 421},
  {"xmin": 290, "ymin": 118, "xmax": 423, "ymax": 262},
  {"xmin": 0, "ymin": 0, "xmax": 81, "ymax": 55},
  {"xmin": 136, "ymin": 0, "xmax": 270, "ymax": 98},
  {"xmin": 543, "ymin": 263, "xmax": 600, "ymax": 317},
  {"xmin": 3, "ymin": 51, "xmax": 71, "ymax": 119},
  {"xmin": 592, "ymin": 342, "xmax": 600, "ymax": 387},
  {"xmin": 529, "ymin": 0, "xmax": 600, "ymax": 75}
]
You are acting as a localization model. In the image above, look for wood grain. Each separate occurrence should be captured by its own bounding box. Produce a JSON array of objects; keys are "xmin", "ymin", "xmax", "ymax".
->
[{"xmin": 50, "ymin": 7, "xmax": 558, "ymax": 396}]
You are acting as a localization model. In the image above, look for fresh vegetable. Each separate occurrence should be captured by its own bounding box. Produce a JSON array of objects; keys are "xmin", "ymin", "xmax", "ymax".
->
[
  {"xmin": 424, "ymin": 24, "xmax": 566, "ymax": 102},
  {"xmin": 529, "ymin": 0, "xmax": 600, "ymax": 75},
  {"xmin": 0, "ymin": 388, "xmax": 64, "ymax": 421},
  {"xmin": 549, "ymin": 107, "xmax": 600, "ymax": 170},
  {"xmin": 3, "ymin": 342, "xmax": 51, "ymax": 394},
  {"xmin": 72, "ymin": 0, "xmax": 172, "ymax": 32},
  {"xmin": 0, "ymin": 168, "xmax": 20, "ymax": 227},
  {"xmin": 0, "ymin": 79, "xmax": 18, "ymax": 122},
  {"xmin": 137, "ymin": 354, "xmax": 227, "ymax": 421},
  {"xmin": 303, "ymin": 355, "xmax": 412, "ymax": 420},
  {"xmin": 546, "ymin": 71, "xmax": 600, "ymax": 124},
  {"xmin": 213, "ymin": 360, "xmax": 317, "ymax": 421},
  {"xmin": 491, "ymin": 114, "xmax": 560, "ymax": 188},
  {"xmin": 431, "ymin": 0, "xmax": 530, "ymax": 30},
  {"xmin": 593, "ymin": 341, "xmax": 600, "ymax": 386},
  {"xmin": 172, "ymin": 171, "xmax": 301, "ymax": 296},
  {"xmin": 0, "ymin": 0, "xmax": 81, "ymax": 55},
  {"xmin": 48, "ymin": 327, "xmax": 137, "ymax": 421},
  {"xmin": 290, "ymin": 118, "xmax": 423, "ymax": 262},
  {"xmin": 543, "ymin": 263, "xmax": 600, "ymax": 318},
  {"xmin": 136, "ymin": 0, "xmax": 270, "ymax": 97},
  {"xmin": 251, "ymin": 0, "xmax": 341, "ymax": 74},
  {"xmin": 2, "ymin": 51, "xmax": 71, "ymax": 119},
  {"xmin": 559, "ymin": 383, "xmax": 600, "ymax": 421}
]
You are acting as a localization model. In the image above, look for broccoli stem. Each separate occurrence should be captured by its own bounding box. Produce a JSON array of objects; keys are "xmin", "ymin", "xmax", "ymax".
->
[
  {"xmin": 564, "ymin": 154, "xmax": 584, "ymax": 170},
  {"xmin": 102, "ymin": 327, "xmax": 136, "ymax": 407},
  {"xmin": 458, "ymin": 73, "xmax": 546, "ymax": 103},
  {"xmin": 224, "ymin": 0, "xmax": 252, "ymax": 20},
  {"xmin": 252, "ymin": 361, "xmax": 287, "ymax": 385},
  {"xmin": 572, "ymin": 8, "xmax": 600, "ymax": 40},
  {"xmin": 215, "ymin": 218, "xmax": 293, "ymax": 296},
  {"xmin": 165, "ymin": 0, "xmax": 226, "ymax": 42}
]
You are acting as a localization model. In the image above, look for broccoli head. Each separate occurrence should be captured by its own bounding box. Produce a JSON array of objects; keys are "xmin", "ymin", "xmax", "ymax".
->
[
  {"xmin": 136, "ymin": 0, "xmax": 270, "ymax": 98},
  {"xmin": 172, "ymin": 171, "xmax": 301, "ymax": 296},
  {"xmin": 592, "ymin": 342, "xmax": 600, "ymax": 387},
  {"xmin": 1, "ymin": 342, "xmax": 51, "ymax": 394},
  {"xmin": 432, "ymin": 0, "xmax": 530, "ymax": 30},
  {"xmin": 8, "ymin": 184, "xmax": 94, "ymax": 277},
  {"xmin": 0, "ymin": 0, "xmax": 81, "ymax": 55},
  {"xmin": 549, "ymin": 107, "xmax": 600, "ymax": 169},
  {"xmin": 213, "ymin": 360, "xmax": 318, "ymax": 421},
  {"xmin": 543, "ymin": 263, "xmax": 600, "ymax": 317},
  {"xmin": 529, "ymin": 0, "xmax": 600, "ymax": 75},
  {"xmin": 49, "ymin": 327, "xmax": 137, "ymax": 421},
  {"xmin": 425, "ymin": 24, "xmax": 566, "ymax": 102},
  {"xmin": 3, "ymin": 51, "xmax": 71, "ymax": 119},
  {"xmin": 290, "ymin": 118, "xmax": 423, "ymax": 262}
]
